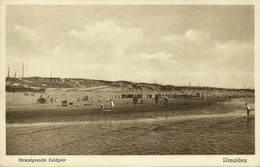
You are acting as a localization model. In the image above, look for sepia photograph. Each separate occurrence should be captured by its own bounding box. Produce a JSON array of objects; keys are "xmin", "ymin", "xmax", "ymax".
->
[{"xmin": 0, "ymin": 1, "xmax": 259, "ymax": 166}]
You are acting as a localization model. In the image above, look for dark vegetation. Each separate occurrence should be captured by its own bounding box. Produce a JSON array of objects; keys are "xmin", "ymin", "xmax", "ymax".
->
[{"xmin": 6, "ymin": 77, "xmax": 255, "ymax": 92}]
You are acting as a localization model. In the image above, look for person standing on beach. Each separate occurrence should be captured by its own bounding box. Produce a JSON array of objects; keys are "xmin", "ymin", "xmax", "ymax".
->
[
  {"xmin": 133, "ymin": 95, "xmax": 138, "ymax": 105},
  {"xmin": 110, "ymin": 100, "xmax": 115, "ymax": 110},
  {"xmin": 245, "ymin": 103, "xmax": 251, "ymax": 118},
  {"xmin": 155, "ymin": 94, "xmax": 159, "ymax": 105},
  {"xmin": 100, "ymin": 104, "xmax": 105, "ymax": 111},
  {"xmin": 164, "ymin": 96, "xmax": 168, "ymax": 106},
  {"xmin": 98, "ymin": 95, "xmax": 102, "ymax": 103},
  {"xmin": 106, "ymin": 97, "xmax": 110, "ymax": 102}
]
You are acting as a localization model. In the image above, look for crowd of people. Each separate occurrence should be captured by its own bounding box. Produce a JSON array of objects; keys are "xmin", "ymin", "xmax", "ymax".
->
[{"xmin": 37, "ymin": 93, "xmax": 254, "ymax": 118}]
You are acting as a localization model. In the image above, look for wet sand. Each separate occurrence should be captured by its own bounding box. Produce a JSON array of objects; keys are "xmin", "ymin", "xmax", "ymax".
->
[
  {"xmin": 6, "ymin": 97, "xmax": 255, "ymax": 155},
  {"xmin": 6, "ymin": 114, "xmax": 254, "ymax": 155}
]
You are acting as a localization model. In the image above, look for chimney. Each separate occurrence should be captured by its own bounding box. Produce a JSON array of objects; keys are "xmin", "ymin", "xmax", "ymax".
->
[
  {"xmin": 22, "ymin": 62, "xmax": 24, "ymax": 78},
  {"xmin": 7, "ymin": 67, "xmax": 10, "ymax": 78}
]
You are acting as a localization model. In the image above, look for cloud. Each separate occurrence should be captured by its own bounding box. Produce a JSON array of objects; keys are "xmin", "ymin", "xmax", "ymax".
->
[
  {"xmin": 161, "ymin": 29, "xmax": 220, "ymax": 62},
  {"xmin": 68, "ymin": 30, "xmax": 79, "ymax": 37},
  {"xmin": 184, "ymin": 29, "xmax": 210, "ymax": 41},
  {"xmin": 13, "ymin": 25, "xmax": 46, "ymax": 48},
  {"xmin": 9, "ymin": 21, "xmax": 254, "ymax": 88},
  {"xmin": 161, "ymin": 29, "xmax": 253, "ymax": 72},
  {"xmin": 66, "ymin": 19, "xmax": 144, "ymax": 57}
]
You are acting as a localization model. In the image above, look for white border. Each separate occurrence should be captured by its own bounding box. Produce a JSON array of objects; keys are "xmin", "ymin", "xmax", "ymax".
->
[{"xmin": 0, "ymin": 0, "xmax": 259, "ymax": 166}]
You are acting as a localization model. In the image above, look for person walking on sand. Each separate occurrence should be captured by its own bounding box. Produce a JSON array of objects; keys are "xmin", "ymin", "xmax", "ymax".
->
[
  {"xmin": 110, "ymin": 100, "xmax": 115, "ymax": 110},
  {"xmin": 164, "ymin": 96, "xmax": 168, "ymax": 106},
  {"xmin": 98, "ymin": 95, "xmax": 102, "ymax": 103},
  {"xmin": 100, "ymin": 104, "xmax": 105, "ymax": 111},
  {"xmin": 245, "ymin": 103, "xmax": 251, "ymax": 118},
  {"xmin": 106, "ymin": 97, "xmax": 110, "ymax": 102},
  {"xmin": 133, "ymin": 95, "xmax": 138, "ymax": 105},
  {"xmin": 155, "ymin": 94, "xmax": 159, "ymax": 105}
]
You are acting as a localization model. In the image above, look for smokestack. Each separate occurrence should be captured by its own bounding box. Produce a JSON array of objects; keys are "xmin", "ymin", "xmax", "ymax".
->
[
  {"xmin": 22, "ymin": 62, "xmax": 24, "ymax": 78},
  {"xmin": 8, "ymin": 67, "xmax": 10, "ymax": 78}
]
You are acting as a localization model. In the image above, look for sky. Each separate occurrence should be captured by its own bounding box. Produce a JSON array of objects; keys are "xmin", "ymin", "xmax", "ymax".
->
[{"xmin": 6, "ymin": 5, "xmax": 254, "ymax": 88}]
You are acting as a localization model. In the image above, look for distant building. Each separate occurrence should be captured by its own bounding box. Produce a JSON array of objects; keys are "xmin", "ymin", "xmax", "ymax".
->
[
  {"xmin": 11, "ymin": 83, "xmax": 20, "ymax": 87},
  {"xmin": 42, "ymin": 84, "xmax": 47, "ymax": 87},
  {"xmin": 23, "ymin": 84, "xmax": 30, "ymax": 88}
]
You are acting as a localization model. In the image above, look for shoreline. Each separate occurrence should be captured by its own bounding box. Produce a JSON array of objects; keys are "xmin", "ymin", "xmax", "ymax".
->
[{"xmin": 6, "ymin": 111, "xmax": 252, "ymax": 128}]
